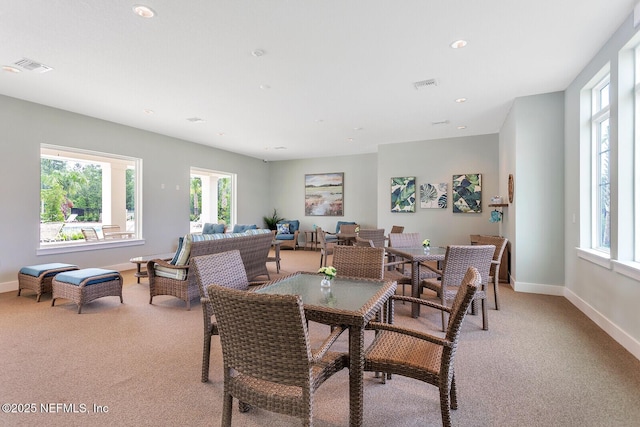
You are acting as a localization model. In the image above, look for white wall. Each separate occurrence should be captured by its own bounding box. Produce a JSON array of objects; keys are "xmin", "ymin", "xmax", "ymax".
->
[
  {"xmin": 564, "ymin": 12, "xmax": 640, "ymax": 358},
  {"xmin": 267, "ymin": 154, "xmax": 378, "ymax": 236},
  {"xmin": 0, "ymin": 95, "xmax": 271, "ymax": 286},
  {"xmin": 377, "ymin": 134, "xmax": 501, "ymax": 246}
]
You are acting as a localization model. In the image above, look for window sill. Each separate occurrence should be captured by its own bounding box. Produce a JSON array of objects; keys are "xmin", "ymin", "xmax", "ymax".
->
[
  {"xmin": 37, "ymin": 238, "xmax": 144, "ymax": 256},
  {"xmin": 576, "ymin": 247, "xmax": 611, "ymax": 269},
  {"xmin": 612, "ymin": 260, "xmax": 640, "ymax": 282}
]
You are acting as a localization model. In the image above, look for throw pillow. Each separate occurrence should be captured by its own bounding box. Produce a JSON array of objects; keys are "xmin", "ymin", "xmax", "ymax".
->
[{"xmin": 277, "ymin": 223, "xmax": 290, "ymax": 235}]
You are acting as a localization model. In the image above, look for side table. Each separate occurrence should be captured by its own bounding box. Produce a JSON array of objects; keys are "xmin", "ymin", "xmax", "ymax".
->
[
  {"xmin": 304, "ymin": 230, "xmax": 318, "ymax": 251},
  {"xmin": 129, "ymin": 252, "xmax": 175, "ymax": 283},
  {"xmin": 267, "ymin": 240, "xmax": 282, "ymax": 274}
]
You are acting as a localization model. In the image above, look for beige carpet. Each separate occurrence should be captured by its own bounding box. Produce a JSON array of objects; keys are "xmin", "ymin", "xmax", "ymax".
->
[{"xmin": 2, "ymin": 249, "xmax": 640, "ymax": 426}]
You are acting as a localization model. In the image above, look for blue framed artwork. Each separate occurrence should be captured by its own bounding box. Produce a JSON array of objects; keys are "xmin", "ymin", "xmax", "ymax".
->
[
  {"xmin": 391, "ymin": 176, "xmax": 416, "ymax": 213},
  {"xmin": 452, "ymin": 173, "xmax": 482, "ymax": 213}
]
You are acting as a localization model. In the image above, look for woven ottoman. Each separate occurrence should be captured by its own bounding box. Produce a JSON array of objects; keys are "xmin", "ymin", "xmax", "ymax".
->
[
  {"xmin": 51, "ymin": 268, "xmax": 123, "ymax": 314},
  {"xmin": 18, "ymin": 263, "xmax": 79, "ymax": 302}
]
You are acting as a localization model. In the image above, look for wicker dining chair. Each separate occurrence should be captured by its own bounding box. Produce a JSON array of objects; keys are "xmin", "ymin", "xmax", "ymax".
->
[
  {"xmin": 332, "ymin": 245, "xmax": 385, "ymax": 280},
  {"xmin": 387, "ymin": 233, "xmax": 438, "ymax": 297},
  {"xmin": 422, "ymin": 245, "xmax": 494, "ymax": 331},
  {"xmin": 191, "ymin": 250, "xmax": 253, "ymax": 383},
  {"xmin": 364, "ymin": 267, "xmax": 480, "ymax": 427},
  {"xmin": 207, "ymin": 284, "xmax": 349, "ymax": 427},
  {"xmin": 356, "ymin": 228, "xmax": 386, "ymax": 248},
  {"xmin": 316, "ymin": 227, "xmax": 336, "ymax": 267},
  {"xmin": 474, "ymin": 235, "xmax": 508, "ymax": 310}
]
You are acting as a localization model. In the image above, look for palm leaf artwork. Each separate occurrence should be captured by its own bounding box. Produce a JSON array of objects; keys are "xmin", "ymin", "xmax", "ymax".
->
[
  {"xmin": 420, "ymin": 183, "xmax": 447, "ymax": 209},
  {"xmin": 452, "ymin": 174, "xmax": 482, "ymax": 213},
  {"xmin": 391, "ymin": 177, "xmax": 416, "ymax": 212}
]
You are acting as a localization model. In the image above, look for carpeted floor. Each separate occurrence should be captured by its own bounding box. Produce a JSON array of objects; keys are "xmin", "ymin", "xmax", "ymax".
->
[{"xmin": 2, "ymin": 248, "xmax": 640, "ymax": 426}]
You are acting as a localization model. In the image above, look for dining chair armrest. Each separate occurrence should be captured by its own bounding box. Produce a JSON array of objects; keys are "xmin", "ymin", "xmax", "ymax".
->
[
  {"xmin": 367, "ymin": 321, "xmax": 453, "ymax": 348},
  {"xmin": 421, "ymin": 263, "xmax": 442, "ymax": 275},
  {"xmin": 311, "ymin": 325, "xmax": 346, "ymax": 362},
  {"xmin": 390, "ymin": 295, "xmax": 452, "ymax": 313}
]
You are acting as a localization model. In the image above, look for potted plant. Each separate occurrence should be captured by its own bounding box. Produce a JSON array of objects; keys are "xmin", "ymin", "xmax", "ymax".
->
[{"xmin": 263, "ymin": 209, "xmax": 285, "ymax": 231}]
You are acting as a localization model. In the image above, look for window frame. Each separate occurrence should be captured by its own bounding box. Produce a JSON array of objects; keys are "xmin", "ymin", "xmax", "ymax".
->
[
  {"xmin": 38, "ymin": 144, "xmax": 143, "ymax": 254},
  {"xmin": 591, "ymin": 74, "xmax": 611, "ymax": 253}
]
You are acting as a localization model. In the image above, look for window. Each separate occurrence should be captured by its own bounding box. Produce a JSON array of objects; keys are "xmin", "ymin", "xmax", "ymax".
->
[
  {"xmin": 592, "ymin": 75, "xmax": 610, "ymax": 252},
  {"xmin": 190, "ymin": 168, "xmax": 235, "ymax": 233},
  {"xmin": 40, "ymin": 145, "xmax": 141, "ymax": 247}
]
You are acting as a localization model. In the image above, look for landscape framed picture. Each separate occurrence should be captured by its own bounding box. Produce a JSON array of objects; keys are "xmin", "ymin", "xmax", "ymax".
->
[
  {"xmin": 452, "ymin": 173, "xmax": 482, "ymax": 213},
  {"xmin": 391, "ymin": 176, "xmax": 416, "ymax": 213},
  {"xmin": 305, "ymin": 173, "xmax": 344, "ymax": 216}
]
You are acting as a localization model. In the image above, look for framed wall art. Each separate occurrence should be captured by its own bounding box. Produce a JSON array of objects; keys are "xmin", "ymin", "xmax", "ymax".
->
[
  {"xmin": 452, "ymin": 173, "xmax": 482, "ymax": 213},
  {"xmin": 305, "ymin": 172, "xmax": 344, "ymax": 216},
  {"xmin": 420, "ymin": 183, "xmax": 448, "ymax": 209},
  {"xmin": 391, "ymin": 176, "xmax": 416, "ymax": 213}
]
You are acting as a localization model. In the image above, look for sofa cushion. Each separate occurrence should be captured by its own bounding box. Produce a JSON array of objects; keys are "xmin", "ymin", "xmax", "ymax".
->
[
  {"xmin": 275, "ymin": 234, "xmax": 295, "ymax": 241},
  {"xmin": 155, "ymin": 265, "xmax": 188, "ymax": 281},
  {"xmin": 202, "ymin": 223, "xmax": 225, "ymax": 234},
  {"xmin": 232, "ymin": 224, "xmax": 257, "ymax": 233},
  {"xmin": 170, "ymin": 237, "xmax": 184, "ymax": 265}
]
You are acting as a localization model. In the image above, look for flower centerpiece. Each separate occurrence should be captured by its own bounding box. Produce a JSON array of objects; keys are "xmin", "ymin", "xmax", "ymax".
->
[
  {"xmin": 318, "ymin": 266, "xmax": 337, "ymax": 287},
  {"xmin": 422, "ymin": 239, "xmax": 430, "ymax": 248}
]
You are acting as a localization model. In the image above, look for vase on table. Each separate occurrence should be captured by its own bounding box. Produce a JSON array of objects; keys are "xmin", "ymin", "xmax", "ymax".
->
[{"xmin": 321, "ymin": 276, "xmax": 333, "ymax": 287}]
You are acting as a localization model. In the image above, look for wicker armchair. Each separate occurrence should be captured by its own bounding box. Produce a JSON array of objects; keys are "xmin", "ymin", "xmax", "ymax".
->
[
  {"xmin": 387, "ymin": 232, "xmax": 438, "ymax": 297},
  {"xmin": 422, "ymin": 245, "xmax": 494, "ymax": 331},
  {"xmin": 474, "ymin": 235, "xmax": 508, "ymax": 310},
  {"xmin": 364, "ymin": 267, "xmax": 480, "ymax": 427},
  {"xmin": 316, "ymin": 227, "xmax": 336, "ymax": 267},
  {"xmin": 356, "ymin": 228, "xmax": 386, "ymax": 248},
  {"xmin": 191, "ymin": 250, "xmax": 253, "ymax": 383},
  {"xmin": 207, "ymin": 284, "xmax": 349, "ymax": 427}
]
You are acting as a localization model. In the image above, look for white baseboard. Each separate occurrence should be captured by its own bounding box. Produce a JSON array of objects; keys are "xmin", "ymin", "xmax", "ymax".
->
[
  {"xmin": 512, "ymin": 280, "xmax": 565, "ymax": 296},
  {"xmin": 564, "ymin": 288, "xmax": 640, "ymax": 361}
]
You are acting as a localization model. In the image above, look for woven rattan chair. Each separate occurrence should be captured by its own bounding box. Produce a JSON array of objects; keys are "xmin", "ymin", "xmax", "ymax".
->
[
  {"xmin": 356, "ymin": 228, "xmax": 386, "ymax": 248},
  {"xmin": 316, "ymin": 227, "xmax": 336, "ymax": 267},
  {"xmin": 474, "ymin": 235, "xmax": 508, "ymax": 310},
  {"xmin": 207, "ymin": 284, "xmax": 349, "ymax": 427},
  {"xmin": 191, "ymin": 250, "xmax": 253, "ymax": 383},
  {"xmin": 364, "ymin": 267, "xmax": 480, "ymax": 427},
  {"xmin": 332, "ymin": 245, "xmax": 385, "ymax": 280},
  {"xmin": 422, "ymin": 245, "xmax": 494, "ymax": 331},
  {"xmin": 387, "ymin": 233, "xmax": 438, "ymax": 297}
]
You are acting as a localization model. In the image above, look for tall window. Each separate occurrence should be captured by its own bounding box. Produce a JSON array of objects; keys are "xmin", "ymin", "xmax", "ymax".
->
[
  {"xmin": 40, "ymin": 145, "xmax": 140, "ymax": 246},
  {"xmin": 592, "ymin": 75, "xmax": 610, "ymax": 252},
  {"xmin": 190, "ymin": 168, "xmax": 235, "ymax": 233}
]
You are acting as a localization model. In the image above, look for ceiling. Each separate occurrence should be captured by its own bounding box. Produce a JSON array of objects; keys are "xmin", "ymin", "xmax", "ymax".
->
[{"xmin": 0, "ymin": 1, "xmax": 634, "ymax": 161}]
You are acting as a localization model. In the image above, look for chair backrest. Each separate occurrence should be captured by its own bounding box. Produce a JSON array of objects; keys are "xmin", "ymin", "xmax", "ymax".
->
[
  {"xmin": 102, "ymin": 224, "xmax": 120, "ymax": 232},
  {"xmin": 445, "ymin": 267, "xmax": 481, "ymax": 341},
  {"xmin": 316, "ymin": 227, "xmax": 328, "ymax": 246},
  {"xmin": 339, "ymin": 223, "xmax": 359, "ymax": 234},
  {"xmin": 207, "ymin": 284, "xmax": 312, "ymax": 387},
  {"xmin": 475, "ymin": 235, "xmax": 508, "ymax": 277},
  {"xmin": 332, "ymin": 246, "xmax": 385, "ymax": 279},
  {"xmin": 389, "ymin": 225, "xmax": 404, "ymax": 234},
  {"xmin": 357, "ymin": 228, "xmax": 386, "ymax": 248},
  {"xmin": 191, "ymin": 250, "xmax": 249, "ymax": 299},
  {"xmin": 82, "ymin": 228, "xmax": 100, "ymax": 241},
  {"xmin": 389, "ymin": 232, "xmax": 421, "ymax": 248},
  {"xmin": 440, "ymin": 245, "xmax": 494, "ymax": 288},
  {"xmin": 354, "ymin": 236, "xmax": 374, "ymax": 247}
]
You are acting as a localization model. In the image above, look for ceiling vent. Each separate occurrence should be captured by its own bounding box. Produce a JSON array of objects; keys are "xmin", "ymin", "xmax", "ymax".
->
[
  {"xmin": 186, "ymin": 117, "xmax": 205, "ymax": 123},
  {"xmin": 431, "ymin": 120, "xmax": 450, "ymax": 126},
  {"xmin": 13, "ymin": 58, "xmax": 53, "ymax": 73},
  {"xmin": 413, "ymin": 78, "xmax": 437, "ymax": 90}
]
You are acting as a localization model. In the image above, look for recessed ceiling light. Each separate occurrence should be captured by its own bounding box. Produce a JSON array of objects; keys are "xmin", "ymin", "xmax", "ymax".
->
[
  {"xmin": 2, "ymin": 66, "xmax": 21, "ymax": 73},
  {"xmin": 455, "ymin": 98, "xmax": 467, "ymax": 103},
  {"xmin": 217, "ymin": 132, "xmax": 225, "ymax": 136},
  {"xmin": 450, "ymin": 39, "xmax": 467, "ymax": 49},
  {"xmin": 315, "ymin": 119, "xmax": 325, "ymax": 123},
  {"xmin": 143, "ymin": 109, "xmax": 154, "ymax": 115},
  {"xmin": 133, "ymin": 5, "xmax": 156, "ymax": 18},
  {"xmin": 347, "ymin": 138, "xmax": 354, "ymax": 142},
  {"xmin": 353, "ymin": 127, "xmax": 364, "ymax": 131},
  {"xmin": 259, "ymin": 84, "xmax": 271, "ymax": 90},
  {"xmin": 251, "ymin": 49, "xmax": 265, "ymax": 57},
  {"xmin": 457, "ymin": 125, "xmax": 467, "ymax": 130}
]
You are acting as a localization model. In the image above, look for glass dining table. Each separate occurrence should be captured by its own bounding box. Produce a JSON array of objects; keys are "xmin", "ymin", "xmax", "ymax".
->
[
  {"xmin": 384, "ymin": 246, "xmax": 447, "ymax": 318},
  {"xmin": 255, "ymin": 272, "xmax": 397, "ymax": 427}
]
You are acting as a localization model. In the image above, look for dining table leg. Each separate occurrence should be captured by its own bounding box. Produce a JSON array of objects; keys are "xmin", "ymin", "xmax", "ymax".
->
[
  {"xmin": 348, "ymin": 325, "xmax": 364, "ymax": 427},
  {"xmin": 411, "ymin": 261, "xmax": 421, "ymax": 318}
]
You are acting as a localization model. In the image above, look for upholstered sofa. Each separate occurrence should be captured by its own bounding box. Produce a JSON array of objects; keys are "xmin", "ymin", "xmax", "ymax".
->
[
  {"xmin": 272, "ymin": 219, "xmax": 299, "ymax": 250},
  {"xmin": 147, "ymin": 229, "xmax": 273, "ymax": 310}
]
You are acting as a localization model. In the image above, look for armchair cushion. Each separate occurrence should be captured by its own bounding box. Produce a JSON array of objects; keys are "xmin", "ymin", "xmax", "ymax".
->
[
  {"xmin": 277, "ymin": 219, "xmax": 299, "ymax": 233},
  {"xmin": 276, "ymin": 223, "xmax": 290, "ymax": 235},
  {"xmin": 232, "ymin": 224, "xmax": 257, "ymax": 233},
  {"xmin": 202, "ymin": 223, "xmax": 225, "ymax": 234}
]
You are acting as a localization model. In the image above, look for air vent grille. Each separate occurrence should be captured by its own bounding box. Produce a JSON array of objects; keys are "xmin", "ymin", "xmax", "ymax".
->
[
  {"xmin": 413, "ymin": 78, "xmax": 437, "ymax": 90},
  {"xmin": 186, "ymin": 117, "xmax": 205, "ymax": 123},
  {"xmin": 13, "ymin": 58, "xmax": 53, "ymax": 73}
]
